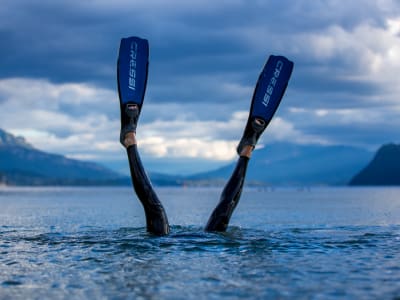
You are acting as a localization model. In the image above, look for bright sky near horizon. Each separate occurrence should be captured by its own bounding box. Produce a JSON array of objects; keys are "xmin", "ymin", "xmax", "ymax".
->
[{"xmin": 0, "ymin": 0, "xmax": 399, "ymax": 174}]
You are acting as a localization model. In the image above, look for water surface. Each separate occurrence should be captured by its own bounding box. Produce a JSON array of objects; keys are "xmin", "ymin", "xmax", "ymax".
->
[{"xmin": 1, "ymin": 187, "xmax": 400, "ymax": 299}]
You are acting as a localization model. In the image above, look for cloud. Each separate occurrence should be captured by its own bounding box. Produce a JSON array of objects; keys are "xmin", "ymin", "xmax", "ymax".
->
[
  {"xmin": 1, "ymin": 1, "xmax": 399, "ymax": 109},
  {"xmin": 0, "ymin": 79, "xmax": 248, "ymax": 171},
  {"xmin": 140, "ymin": 137, "xmax": 238, "ymax": 161},
  {"xmin": 0, "ymin": 78, "xmax": 120, "ymax": 161},
  {"xmin": 0, "ymin": 76, "xmax": 242, "ymax": 162},
  {"xmin": 1, "ymin": 0, "xmax": 400, "ymax": 174},
  {"xmin": 2, "ymin": 0, "xmax": 398, "ymax": 90},
  {"xmin": 0, "ymin": 78, "xmax": 325, "ymax": 169},
  {"xmin": 293, "ymin": 17, "xmax": 400, "ymax": 84},
  {"xmin": 287, "ymin": 105, "xmax": 400, "ymax": 149}
]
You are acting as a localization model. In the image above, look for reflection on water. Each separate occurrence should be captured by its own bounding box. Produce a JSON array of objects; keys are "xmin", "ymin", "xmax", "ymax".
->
[{"xmin": 1, "ymin": 187, "xmax": 400, "ymax": 299}]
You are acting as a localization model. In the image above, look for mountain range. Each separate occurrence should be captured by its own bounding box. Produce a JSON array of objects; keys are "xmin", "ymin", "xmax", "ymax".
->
[
  {"xmin": 0, "ymin": 128, "xmax": 126, "ymax": 185},
  {"xmin": 349, "ymin": 143, "xmax": 400, "ymax": 186},
  {"xmin": 188, "ymin": 143, "xmax": 374, "ymax": 186},
  {"xmin": 3, "ymin": 127, "xmax": 397, "ymax": 186}
]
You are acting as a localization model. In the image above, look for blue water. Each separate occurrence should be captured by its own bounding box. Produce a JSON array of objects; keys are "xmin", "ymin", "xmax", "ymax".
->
[{"xmin": 1, "ymin": 186, "xmax": 400, "ymax": 299}]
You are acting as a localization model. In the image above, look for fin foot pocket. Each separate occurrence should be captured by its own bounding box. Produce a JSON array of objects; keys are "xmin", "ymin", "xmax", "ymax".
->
[
  {"xmin": 120, "ymin": 104, "xmax": 140, "ymax": 147},
  {"xmin": 236, "ymin": 118, "xmax": 266, "ymax": 156}
]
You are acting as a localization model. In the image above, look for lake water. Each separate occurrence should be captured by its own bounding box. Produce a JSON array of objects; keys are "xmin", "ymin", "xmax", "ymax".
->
[{"xmin": 0, "ymin": 186, "xmax": 399, "ymax": 299}]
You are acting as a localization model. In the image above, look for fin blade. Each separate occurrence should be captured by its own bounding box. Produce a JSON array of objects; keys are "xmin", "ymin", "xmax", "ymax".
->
[
  {"xmin": 117, "ymin": 36, "xmax": 149, "ymax": 107},
  {"xmin": 250, "ymin": 55, "xmax": 294, "ymax": 125},
  {"xmin": 236, "ymin": 55, "xmax": 294, "ymax": 155}
]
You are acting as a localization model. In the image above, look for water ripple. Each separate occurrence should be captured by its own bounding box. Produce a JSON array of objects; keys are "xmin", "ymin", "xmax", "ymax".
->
[{"xmin": 1, "ymin": 225, "xmax": 400, "ymax": 299}]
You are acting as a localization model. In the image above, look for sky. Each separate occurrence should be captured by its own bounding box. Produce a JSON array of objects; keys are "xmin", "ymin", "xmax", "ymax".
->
[{"xmin": 0, "ymin": 0, "xmax": 400, "ymax": 175}]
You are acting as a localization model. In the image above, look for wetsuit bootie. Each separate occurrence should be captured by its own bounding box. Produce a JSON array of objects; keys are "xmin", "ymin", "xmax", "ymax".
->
[
  {"xmin": 236, "ymin": 118, "xmax": 266, "ymax": 156},
  {"xmin": 120, "ymin": 103, "xmax": 139, "ymax": 147}
]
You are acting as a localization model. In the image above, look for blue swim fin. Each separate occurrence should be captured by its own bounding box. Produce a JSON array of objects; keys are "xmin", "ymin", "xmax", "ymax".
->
[
  {"xmin": 117, "ymin": 36, "xmax": 149, "ymax": 145},
  {"xmin": 237, "ymin": 55, "xmax": 294, "ymax": 155}
]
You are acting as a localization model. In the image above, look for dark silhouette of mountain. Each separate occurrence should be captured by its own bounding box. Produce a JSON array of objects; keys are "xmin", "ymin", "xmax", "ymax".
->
[
  {"xmin": 0, "ymin": 128, "xmax": 127, "ymax": 186},
  {"xmin": 188, "ymin": 143, "xmax": 373, "ymax": 186},
  {"xmin": 349, "ymin": 143, "xmax": 400, "ymax": 186},
  {"xmin": 0, "ymin": 128, "xmax": 379, "ymax": 187}
]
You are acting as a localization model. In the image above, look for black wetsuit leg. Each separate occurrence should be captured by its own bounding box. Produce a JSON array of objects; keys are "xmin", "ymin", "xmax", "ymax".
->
[
  {"xmin": 127, "ymin": 145, "xmax": 170, "ymax": 235},
  {"xmin": 205, "ymin": 156, "xmax": 249, "ymax": 232}
]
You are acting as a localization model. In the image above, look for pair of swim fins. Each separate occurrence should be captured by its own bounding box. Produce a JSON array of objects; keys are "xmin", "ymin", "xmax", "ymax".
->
[{"xmin": 117, "ymin": 36, "xmax": 294, "ymax": 154}]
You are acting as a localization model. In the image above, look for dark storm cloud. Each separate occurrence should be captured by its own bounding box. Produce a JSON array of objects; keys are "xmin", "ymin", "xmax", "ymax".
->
[
  {"xmin": 0, "ymin": 2, "xmax": 116, "ymax": 84},
  {"xmin": 1, "ymin": 1, "xmax": 400, "ymax": 134},
  {"xmin": 298, "ymin": 121, "xmax": 400, "ymax": 149},
  {"xmin": 1, "ymin": 0, "xmax": 397, "ymax": 92},
  {"xmin": 294, "ymin": 74, "xmax": 374, "ymax": 95}
]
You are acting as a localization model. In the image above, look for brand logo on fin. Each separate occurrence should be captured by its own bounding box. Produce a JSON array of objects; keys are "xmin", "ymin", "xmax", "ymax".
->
[
  {"xmin": 262, "ymin": 60, "xmax": 284, "ymax": 108},
  {"xmin": 128, "ymin": 42, "xmax": 138, "ymax": 91}
]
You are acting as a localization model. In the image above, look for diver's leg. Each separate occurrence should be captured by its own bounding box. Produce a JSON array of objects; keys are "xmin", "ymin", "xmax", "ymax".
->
[
  {"xmin": 205, "ymin": 118, "xmax": 265, "ymax": 232},
  {"xmin": 205, "ymin": 55, "xmax": 294, "ymax": 232},
  {"xmin": 122, "ymin": 116, "xmax": 170, "ymax": 236},
  {"xmin": 205, "ymin": 145, "xmax": 253, "ymax": 232},
  {"xmin": 117, "ymin": 37, "xmax": 170, "ymax": 235}
]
